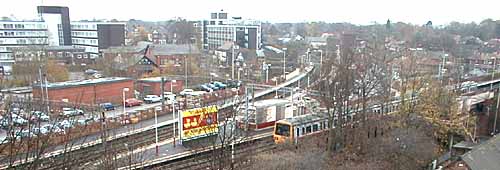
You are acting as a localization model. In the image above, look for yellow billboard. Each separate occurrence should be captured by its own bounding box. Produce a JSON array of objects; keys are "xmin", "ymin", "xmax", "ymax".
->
[{"xmin": 180, "ymin": 105, "xmax": 218, "ymax": 141}]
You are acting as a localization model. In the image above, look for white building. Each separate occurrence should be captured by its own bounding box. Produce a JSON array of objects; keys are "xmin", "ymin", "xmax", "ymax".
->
[
  {"xmin": 0, "ymin": 6, "xmax": 125, "ymax": 73},
  {"xmin": 201, "ymin": 11, "xmax": 262, "ymax": 50},
  {"xmin": 0, "ymin": 21, "xmax": 49, "ymax": 73}
]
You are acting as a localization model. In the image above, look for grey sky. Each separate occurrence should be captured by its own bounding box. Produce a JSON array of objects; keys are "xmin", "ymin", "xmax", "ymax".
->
[{"xmin": 1, "ymin": 0, "xmax": 499, "ymax": 25}]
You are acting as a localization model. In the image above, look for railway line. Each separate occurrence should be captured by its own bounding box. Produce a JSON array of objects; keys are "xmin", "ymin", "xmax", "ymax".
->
[
  {"xmin": 120, "ymin": 132, "xmax": 276, "ymax": 170},
  {"xmin": 4, "ymin": 120, "xmax": 178, "ymax": 169}
]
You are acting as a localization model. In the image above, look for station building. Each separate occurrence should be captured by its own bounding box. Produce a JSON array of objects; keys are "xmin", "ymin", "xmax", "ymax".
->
[{"xmin": 32, "ymin": 77, "xmax": 134, "ymax": 106}]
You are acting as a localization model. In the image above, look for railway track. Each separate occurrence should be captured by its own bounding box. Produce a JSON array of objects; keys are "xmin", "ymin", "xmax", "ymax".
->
[
  {"xmin": 122, "ymin": 133, "xmax": 276, "ymax": 170},
  {"xmin": 9, "ymin": 122, "xmax": 178, "ymax": 170}
]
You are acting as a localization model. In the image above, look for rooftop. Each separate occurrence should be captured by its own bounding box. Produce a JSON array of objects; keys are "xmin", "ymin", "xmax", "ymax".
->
[
  {"xmin": 281, "ymin": 113, "xmax": 328, "ymax": 125},
  {"xmin": 12, "ymin": 46, "xmax": 85, "ymax": 51},
  {"xmin": 251, "ymin": 99, "xmax": 289, "ymax": 107},
  {"xmin": 461, "ymin": 135, "xmax": 500, "ymax": 170},
  {"xmin": 138, "ymin": 77, "xmax": 179, "ymax": 83},
  {"xmin": 34, "ymin": 77, "xmax": 132, "ymax": 89},
  {"xmin": 150, "ymin": 44, "xmax": 201, "ymax": 56}
]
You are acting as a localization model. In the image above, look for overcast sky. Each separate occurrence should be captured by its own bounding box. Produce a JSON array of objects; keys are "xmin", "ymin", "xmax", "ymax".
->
[{"xmin": 1, "ymin": 0, "xmax": 499, "ymax": 25}]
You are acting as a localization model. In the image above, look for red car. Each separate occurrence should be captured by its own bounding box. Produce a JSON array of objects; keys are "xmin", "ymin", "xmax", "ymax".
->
[{"xmin": 125, "ymin": 98, "xmax": 143, "ymax": 107}]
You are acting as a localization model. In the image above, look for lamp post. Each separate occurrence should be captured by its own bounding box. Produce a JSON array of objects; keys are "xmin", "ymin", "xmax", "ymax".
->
[
  {"xmin": 171, "ymin": 80, "xmax": 177, "ymax": 147},
  {"xmin": 282, "ymin": 48, "xmax": 287, "ymax": 81},
  {"xmin": 122, "ymin": 88, "xmax": 130, "ymax": 116},
  {"xmin": 154, "ymin": 106, "xmax": 161, "ymax": 156},
  {"xmin": 238, "ymin": 68, "xmax": 243, "ymax": 81}
]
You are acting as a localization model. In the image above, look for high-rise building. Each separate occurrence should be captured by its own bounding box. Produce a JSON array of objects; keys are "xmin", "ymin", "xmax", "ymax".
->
[{"xmin": 201, "ymin": 11, "xmax": 262, "ymax": 50}]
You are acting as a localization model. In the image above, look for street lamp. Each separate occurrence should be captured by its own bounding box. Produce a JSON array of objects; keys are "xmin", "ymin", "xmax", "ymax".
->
[
  {"xmin": 122, "ymin": 88, "xmax": 130, "ymax": 116},
  {"xmin": 154, "ymin": 106, "xmax": 162, "ymax": 156},
  {"xmin": 171, "ymin": 80, "xmax": 177, "ymax": 147},
  {"xmin": 283, "ymin": 48, "xmax": 287, "ymax": 78},
  {"xmin": 238, "ymin": 68, "xmax": 243, "ymax": 81}
]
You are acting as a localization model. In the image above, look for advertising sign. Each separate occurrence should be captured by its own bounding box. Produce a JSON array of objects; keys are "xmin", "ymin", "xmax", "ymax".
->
[{"xmin": 180, "ymin": 105, "xmax": 218, "ymax": 141}]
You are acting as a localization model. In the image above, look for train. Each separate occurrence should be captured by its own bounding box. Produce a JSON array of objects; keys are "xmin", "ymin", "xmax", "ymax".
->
[{"xmin": 273, "ymin": 96, "xmax": 417, "ymax": 144}]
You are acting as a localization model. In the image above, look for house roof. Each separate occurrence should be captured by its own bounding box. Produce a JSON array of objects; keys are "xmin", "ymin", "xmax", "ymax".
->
[
  {"xmin": 461, "ymin": 135, "xmax": 500, "ymax": 170},
  {"xmin": 102, "ymin": 44, "xmax": 148, "ymax": 53},
  {"xmin": 150, "ymin": 44, "xmax": 200, "ymax": 56},
  {"xmin": 33, "ymin": 77, "xmax": 132, "ymax": 89}
]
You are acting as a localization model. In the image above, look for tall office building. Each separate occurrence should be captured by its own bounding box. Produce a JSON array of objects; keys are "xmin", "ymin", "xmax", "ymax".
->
[{"xmin": 201, "ymin": 11, "xmax": 262, "ymax": 50}]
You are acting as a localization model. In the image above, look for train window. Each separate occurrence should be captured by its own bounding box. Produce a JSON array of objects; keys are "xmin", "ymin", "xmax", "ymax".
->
[
  {"xmin": 275, "ymin": 123, "xmax": 290, "ymax": 137},
  {"xmin": 296, "ymin": 128, "xmax": 300, "ymax": 137},
  {"xmin": 313, "ymin": 124, "xmax": 319, "ymax": 132},
  {"xmin": 306, "ymin": 126, "xmax": 312, "ymax": 133}
]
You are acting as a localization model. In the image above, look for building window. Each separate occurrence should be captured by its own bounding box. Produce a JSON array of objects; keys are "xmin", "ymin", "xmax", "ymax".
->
[{"xmin": 3, "ymin": 24, "xmax": 13, "ymax": 29}]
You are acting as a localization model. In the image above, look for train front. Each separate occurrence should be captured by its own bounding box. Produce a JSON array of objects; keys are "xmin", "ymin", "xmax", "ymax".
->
[{"xmin": 273, "ymin": 121, "xmax": 292, "ymax": 143}]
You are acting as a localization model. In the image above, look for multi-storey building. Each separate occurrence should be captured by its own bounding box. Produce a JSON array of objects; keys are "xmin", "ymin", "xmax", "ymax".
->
[
  {"xmin": 71, "ymin": 22, "xmax": 125, "ymax": 58},
  {"xmin": 0, "ymin": 21, "xmax": 49, "ymax": 73},
  {"xmin": 0, "ymin": 6, "xmax": 125, "ymax": 73},
  {"xmin": 201, "ymin": 11, "xmax": 262, "ymax": 50}
]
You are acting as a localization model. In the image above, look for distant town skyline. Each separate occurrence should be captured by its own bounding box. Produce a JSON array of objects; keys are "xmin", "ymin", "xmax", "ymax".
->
[{"xmin": 1, "ymin": 0, "xmax": 499, "ymax": 25}]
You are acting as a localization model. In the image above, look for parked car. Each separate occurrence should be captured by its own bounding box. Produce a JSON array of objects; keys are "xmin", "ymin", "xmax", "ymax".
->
[
  {"xmin": 206, "ymin": 83, "xmax": 219, "ymax": 91},
  {"xmin": 42, "ymin": 124, "xmax": 65, "ymax": 134},
  {"xmin": 125, "ymin": 98, "xmax": 143, "ymax": 107},
  {"xmin": 143, "ymin": 95, "xmax": 162, "ymax": 104},
  {"xmin": 32, "ymin": 127, "xmax": 49, "ymax": 135},
  {"xmin": 227, "ymin": 80, "xmax": 242, "ymax": 88},
  {"xmin": 163, "ymin": 92, "xmax": 176, "ymax": 104},
  {"xmin": 30, "ymin": 111, "xmax": 50, "ymax": 122},
  {"xmin": 60, "ymin": 108, "xmax": 84, "ymax": 117},
  {"xmin": 13, "ymin": 117, "xmax": 28, "ymax": 126},
  {"xmin": 57, "ymin": 120, "xmax": 74, "ymax": 129},
  {"xmin": 212, "ymin": 81, "xmax": 227, "ymax": 89},
  {"xmin": 100, "ymin": 103, "xmax": 115, "ymax": 111},
  {"xmin": 19, "ymin": 129, "xmax": 37, "ymax": 138},
  {"xmin": 200, "ymin": 84, "xmax": 213, "ymax": 92},
  {"xmin": 180, "ymin": 89, "xmax": 195, "ymax": 96}
]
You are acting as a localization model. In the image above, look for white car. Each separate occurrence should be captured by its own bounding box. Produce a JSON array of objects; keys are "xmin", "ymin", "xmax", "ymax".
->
[
  {"xmin": 143, "ymin": 95, "xmax": 162, "ymax": 104},
  {"xmin": 179, "ymin": 89, "xmax": 194, "ymax": 96},
  {"xmin": 60, "ymin": 108, "xmax": 84, "ymax": 117}
]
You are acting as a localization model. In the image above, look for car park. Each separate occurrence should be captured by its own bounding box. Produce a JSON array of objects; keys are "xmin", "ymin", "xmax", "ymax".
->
[
  {"xmin": 143, "ymin": 95, "xmax": 162, "ymax": 104},
  {"xmin": 100, "ymin": 103, "xmax": 115, "ymax": 111},
  {"xmin": 125, "ymin": 98, "xmax": 143, "ymax": 107}
]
